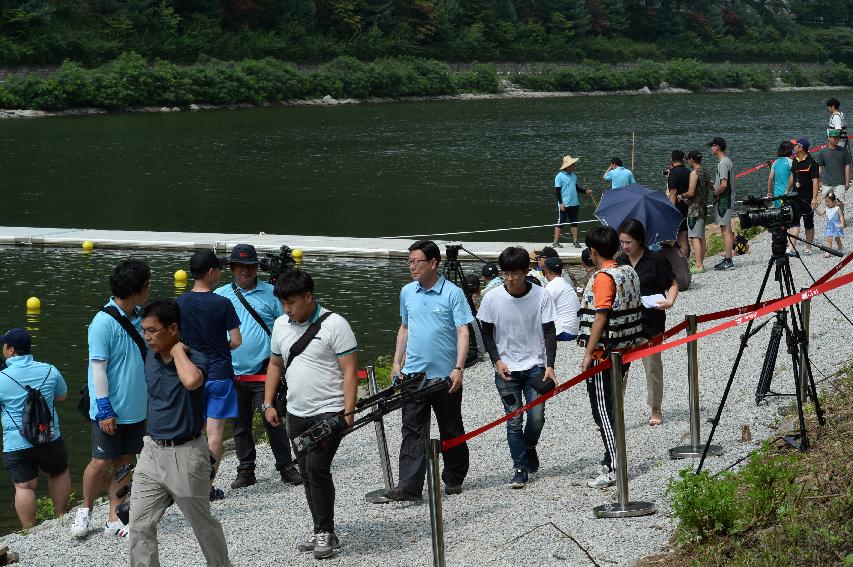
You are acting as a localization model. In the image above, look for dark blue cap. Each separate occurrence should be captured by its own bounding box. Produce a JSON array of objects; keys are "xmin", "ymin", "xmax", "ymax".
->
[{"xmin": 2, "ymin": 328, "xmax": 31, "ymax": 352}]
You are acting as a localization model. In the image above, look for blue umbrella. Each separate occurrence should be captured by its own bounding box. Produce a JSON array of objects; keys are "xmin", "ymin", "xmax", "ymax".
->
[{"xmin": 594, "ymin": 183, "xmax": 684, "ymax": 246}]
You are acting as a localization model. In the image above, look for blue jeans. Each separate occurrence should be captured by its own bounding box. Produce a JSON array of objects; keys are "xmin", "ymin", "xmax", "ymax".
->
[{"xmin": 494, "ymin": 366, "xmax": 546, "ymax": 471}]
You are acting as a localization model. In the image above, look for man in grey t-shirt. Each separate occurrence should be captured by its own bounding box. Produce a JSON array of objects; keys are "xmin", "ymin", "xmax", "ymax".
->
[
  {"xmin": 710, "ymin": 137, "xmax": 736, "ymax": 271},
  {"xmin": 817, "ymin": 129, "xmax": 851, "ymax": 201}
]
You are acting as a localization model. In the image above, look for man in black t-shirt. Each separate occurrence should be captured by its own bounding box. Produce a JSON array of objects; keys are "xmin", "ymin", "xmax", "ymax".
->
[
  {"xmin": 176, "ymin": 249, "xmax": 242, "ymax": 500},
  {"xmin": 667, "ymin": 149, "xmax": 691, "ymax": 256},
  {"xmin": 785, "ymin": 137, "xmax": 820, "ymax": 255}
]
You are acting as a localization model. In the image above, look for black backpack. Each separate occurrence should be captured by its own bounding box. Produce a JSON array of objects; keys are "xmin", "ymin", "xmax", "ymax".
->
[{"xmin": 1, "ymin": 368, "xmax": 56, "ymax": 446}]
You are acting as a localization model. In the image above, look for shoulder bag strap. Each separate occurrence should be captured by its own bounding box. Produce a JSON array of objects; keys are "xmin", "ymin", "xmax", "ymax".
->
[
  {"xmin": 101, "ymin": 306, "xmax": 146, "ymax": 361},
  {"xmin": 0, "ymin": 370, "xmax": 24, "ymax": 432},
  {"xmin": 232, "ymin": 283, "xmax": 272, "ymax": 337},
  {"xmin": 282, "ymin": 312, "xmax": 333, "ymax": 376}
]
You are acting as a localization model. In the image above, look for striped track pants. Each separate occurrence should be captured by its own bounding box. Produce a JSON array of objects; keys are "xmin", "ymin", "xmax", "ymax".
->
[{"xmin": 586, "ymin": 367, "xmax": 621, "ymax": 472}]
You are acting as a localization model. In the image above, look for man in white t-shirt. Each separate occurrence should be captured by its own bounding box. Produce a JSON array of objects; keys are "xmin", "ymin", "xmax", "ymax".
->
[
  {"xmin": 477, "ymin": 247, "xmax": 558, "ymax": 489},
  {"xmin": 263, "ymin": 271, "xmax": 358, "ymax": 560},
  {"xmin": 541, "ymin": 257, "xmax": 580, "ymax": 340}
]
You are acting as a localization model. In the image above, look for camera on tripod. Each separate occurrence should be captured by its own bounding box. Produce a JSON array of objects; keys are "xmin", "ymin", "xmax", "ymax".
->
[
  {"xmin": 114, "ymin": 463, "xmax": 135, "ymax": 525},
  {"xmin": 738, "ymin": 195, "xmax": 797, "ymax": 229},
  {"xmin": 259, "ymin": 245, "xmax": 297, "ymax": 284}
]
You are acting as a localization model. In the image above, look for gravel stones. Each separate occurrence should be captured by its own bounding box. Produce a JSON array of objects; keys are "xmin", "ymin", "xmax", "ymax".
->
[{"xmin": 3, "ymin": 214, "xmax": 851, "ymax": 566}]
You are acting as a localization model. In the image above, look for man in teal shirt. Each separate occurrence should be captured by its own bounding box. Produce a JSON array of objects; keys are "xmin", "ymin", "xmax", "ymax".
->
[
  {"xmin": 214, "ymin": 244, "xmax": 300, "ymax": 489},
  {"xmin": 553, "ymin": 155, "xmax": 592, "ymax": 248},
  {"xmin": 0, "ymin": 328, "xmax": 69, "ymax": 528},
  {"xmin": 603, "ymin": 157, "xmax": 636, "ymax": 189},
  {"xmin": 72, "ymin": 258, "xmax": 150, "ymax": 540}
]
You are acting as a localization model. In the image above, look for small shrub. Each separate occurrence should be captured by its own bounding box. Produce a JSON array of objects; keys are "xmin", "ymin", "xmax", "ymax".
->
[
  {"xmin": 668, "ymin": 468, "xmax": 741, "ymax": 543},
  {"xmin": 782, "ymin": 63, "xmax": 812, "ymax": 87},
  {"xmin": 664, "ymin": 58, "xmax": 706, "ymax": 90},
  {"xmin": 455, "ymin": 64, "xmax": 501, "ymax": 93},
  {"xmin": 819, "ymin": 60, "xmax": 853, "ymax": 86},
  {"xmin": 624, "ymin": 60, "xmax": 663, "ymax": 89}
]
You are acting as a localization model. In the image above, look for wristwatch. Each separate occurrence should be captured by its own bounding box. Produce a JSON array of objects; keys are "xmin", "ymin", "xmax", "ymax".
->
[
  {"xmin": 453, "ymin": 366, "xmax": 463, "ymax": 372},
  {"xmin": 261, "ymin": 402, "xmax": 274, "ymax": 412}
]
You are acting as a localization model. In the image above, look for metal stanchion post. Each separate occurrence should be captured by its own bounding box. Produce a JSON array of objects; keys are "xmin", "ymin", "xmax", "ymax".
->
[
  {"xmin": 425, "ymin": 438, "xmax": 446, "ymax": 567},
  {"xmin": 364, "ymin": 366, "xmax": 396, "ymax": 504},
  {"xmin": 594, "ymin": 352, "xmax": 656, "ymax": 518},
  {"xmin": 799, "ymin": 292, "xmax": 811, "ymax": 403},
  {"xmin": 670, "ymin": 315, "xmax": 723, "ymax": 459}
]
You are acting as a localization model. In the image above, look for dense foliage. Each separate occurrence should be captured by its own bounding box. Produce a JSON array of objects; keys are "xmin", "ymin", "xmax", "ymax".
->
[
  {"xmin": 2, "ymin": 1, "xmax": 853, "ymax": 66},
  {"xmin": 0, "ymin": 54, "xmax": 501, "ymax": 109}
]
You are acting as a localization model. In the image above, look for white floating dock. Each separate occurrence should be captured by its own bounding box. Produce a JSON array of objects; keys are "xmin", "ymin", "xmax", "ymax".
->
[{"xmin": 0, "ymin": 226, "xmax": 583, "ymax": 262}]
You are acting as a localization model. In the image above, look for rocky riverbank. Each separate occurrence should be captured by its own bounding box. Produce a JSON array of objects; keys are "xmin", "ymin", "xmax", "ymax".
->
[{"xmin": 2, "ymin": 83, "xmax": 851, "ymax": 120}]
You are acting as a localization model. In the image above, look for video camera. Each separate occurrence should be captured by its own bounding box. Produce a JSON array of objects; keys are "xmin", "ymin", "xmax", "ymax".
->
[
  {"xmin": 114, "ymin": 463, "xmax": 137, "ymax": 526},
  {"xmin": 738, "ymin": 195, "xmax": 797, "ymax": 230},
  {"xmin": 259, "ymin": 245, "xmax": 296, "ymax": 284},
  {"xmin": 290, "ymin": 376, "xmax": 451, "ymax": 459}
]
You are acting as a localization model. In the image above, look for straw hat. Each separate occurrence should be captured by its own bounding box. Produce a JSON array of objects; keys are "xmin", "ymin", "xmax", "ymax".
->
[{"xmin": 560, "ymin": 155, "xmax": 580, "ymax": 170}]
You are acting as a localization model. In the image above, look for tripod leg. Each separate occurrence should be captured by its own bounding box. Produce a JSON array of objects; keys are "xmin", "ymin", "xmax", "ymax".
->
[
  {"xmin": 698, "ymin": 257, "xmax": 776, "ymax": 473},
  {"xmin": 779, "ymin": 262, "xmax": 810, "ymax": 451},
  {"xmin": 802, "ymin": 350, "xmax": 827, "ymax": 426}
]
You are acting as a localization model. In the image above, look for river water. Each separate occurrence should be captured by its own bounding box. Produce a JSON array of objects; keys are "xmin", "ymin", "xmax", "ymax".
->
[{"xmin": 0, "ymin": 89, "xmax": 845, "ymax": 534}]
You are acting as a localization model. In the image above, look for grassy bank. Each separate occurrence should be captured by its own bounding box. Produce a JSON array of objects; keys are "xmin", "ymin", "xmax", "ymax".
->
[
  {"xmin": 4, "ymin": 54, "xmax": 853, "ymax": 112},
  {"xmin": 640, "ymin": 366, "xmax": 853, "ymax": 566},
  {"xmin": 0, "ymin": 54, "xmax": 500, "ymax": 110}
]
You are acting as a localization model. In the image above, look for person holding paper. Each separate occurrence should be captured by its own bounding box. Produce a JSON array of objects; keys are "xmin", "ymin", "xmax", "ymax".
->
[{"xmin": 617, "ymin": 219, "xmax": 679, "ymax": 426}]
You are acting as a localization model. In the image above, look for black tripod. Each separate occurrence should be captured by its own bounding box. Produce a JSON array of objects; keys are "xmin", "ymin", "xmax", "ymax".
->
[
  {"xmin": 442, "ymin": 244, "xmax": 482, "ymax": 367},
  {"xmin": 697, "ymin": 225, "xmax": 827, "ymax": 472}
]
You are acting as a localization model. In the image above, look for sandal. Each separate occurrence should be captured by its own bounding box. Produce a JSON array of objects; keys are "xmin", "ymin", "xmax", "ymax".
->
[
  {"xmin": 823, "ymin": 252, "xmax": 831, "ymax": 258},
  {"xmin": 648, "ymin": 412, "xmax": 663, "ymax": 426}
]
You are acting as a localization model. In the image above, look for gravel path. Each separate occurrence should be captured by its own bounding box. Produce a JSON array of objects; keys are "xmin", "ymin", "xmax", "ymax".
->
[{"xmin": 3, "ymin": 213, "xmax": 852, "ymax": 567}]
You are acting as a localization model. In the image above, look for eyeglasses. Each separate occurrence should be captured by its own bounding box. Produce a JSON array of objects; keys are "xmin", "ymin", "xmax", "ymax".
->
[
  {"xmin": 142, "ymin": 327, "xmax": 165, "ymax": 337},
  {"xmin": 406, "ymin": 259, "xmax": 430, "ymax": 267}
]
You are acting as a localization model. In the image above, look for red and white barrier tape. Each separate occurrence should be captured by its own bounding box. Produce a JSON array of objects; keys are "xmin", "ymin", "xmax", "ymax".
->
[
  {"xmin": 734, "ymin": 143, "xmax": 828, "ymax": 180},
  {"xmin": 442, "ymin": 253, "xmax": 853, "ymax": 452}
]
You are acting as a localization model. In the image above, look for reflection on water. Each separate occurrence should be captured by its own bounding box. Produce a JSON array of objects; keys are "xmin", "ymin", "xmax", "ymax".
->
[{"xmin": 0, "ymin": 245, "xmax": 419, "ymax": 535}]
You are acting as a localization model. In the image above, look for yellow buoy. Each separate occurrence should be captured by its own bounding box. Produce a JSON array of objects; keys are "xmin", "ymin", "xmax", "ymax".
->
[
  {"xmin": 174, "ymin": 269, "xmax": 188, "ymax": 283},
  {"xmin": 26, "ymin": 297, "xmax": 41, "ymax": 311},
  {"xmin": 292, "ymin": 248, "xmax": 303, "ymax": 262},
  {"xmin": 82, "ymin": 240, "xmax": 94, "ymax": 251}
]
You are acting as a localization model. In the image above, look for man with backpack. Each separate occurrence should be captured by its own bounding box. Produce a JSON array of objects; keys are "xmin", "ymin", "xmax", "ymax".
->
[
  {"xmin": 0, "ymin": 328, "xmax": 70, "ymax": 528},
  {"xmin": 72, "ymin": 258, "xmax": 150, "ymax": 539}
]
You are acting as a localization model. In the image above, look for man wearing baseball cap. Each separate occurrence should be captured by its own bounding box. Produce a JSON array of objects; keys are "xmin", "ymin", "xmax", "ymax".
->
[
  {"xmin": 0, "ymin": 328, "xmax": 70, "ymax": 528},
  {"xmin": 708, "ymin": 137, "xmax": 736, "ymax": 270},
  {"xmin": 817, "ymin": 129, "xmax": 851, "ymax": 202},
  {"xmin": 785, "ymin": 137, "xmax": 820, "ymax": 255},
  {"xmin": 176, "ymin": 249, "xmax": 243, "ymax": 500},
  {"xmin": 214, "ymin": 244, "xmax": 301, "ymax": 489}
]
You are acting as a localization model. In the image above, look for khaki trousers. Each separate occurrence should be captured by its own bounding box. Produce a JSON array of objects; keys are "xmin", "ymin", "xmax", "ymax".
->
[
  {"xmin": 129, "ymin": 436, "xmax": 231, "ymax": 567},
  {"xmin": 642, "ymin": 352, "xmax": 664, "ymax": 411}
]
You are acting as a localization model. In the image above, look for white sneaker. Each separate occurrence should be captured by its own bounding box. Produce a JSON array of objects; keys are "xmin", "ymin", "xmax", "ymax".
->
[
  {"xmin": 588, "ymin": 464, "xmax": 609, "ymax": 479},
  {"xmin": 104, "ymin": 519, "xmax": 130, "ymax": 539},
  {"xmin": 70, "ymin": 507, "xmax": 93, "ymax": 538},
  {"xmin": 587, "ymin": 468, "xmax": 616, "ymax": 488}
]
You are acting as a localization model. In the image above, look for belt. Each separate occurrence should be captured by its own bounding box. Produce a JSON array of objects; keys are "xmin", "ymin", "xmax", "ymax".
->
[
  {"xmin": 151, "ymin": 434, "xmax": 200, "ymax": 447},
  {"xmin": 401, "ymin": 372, "xmax": 427, "ymax": 380}
]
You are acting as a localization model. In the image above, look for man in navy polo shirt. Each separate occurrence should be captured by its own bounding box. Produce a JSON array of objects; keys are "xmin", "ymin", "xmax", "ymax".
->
[
  {"xmin": 214, "ymin": 244, "xmax": 300, "ymax": 489},
  {"xmin": 0, "ymin": 328, "xmax": 70, "ymax": 528},
  {"xmin": 386, "ymin": 240, "xmax": 473, "ymax": 501},
  {"xmin": 129, "ymin": 299, "xmax": 231, "ymax": 567}
]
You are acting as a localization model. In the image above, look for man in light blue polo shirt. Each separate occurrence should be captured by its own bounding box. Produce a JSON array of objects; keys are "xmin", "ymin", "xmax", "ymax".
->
[
  {"xmin": 72, "ymin": 258, "xmax": 150, "ymax": 540},
  {"xmin": 214, "ymin": 244, "xmax": 300, "ymax": 490},
  {"xmin": 603, "ymin": 157, "xmax": 636, "ymax": 189},
  {"xmin": 1, "ymin": 328, "xmax": 70, "ymax": 528},
  {"xmin": 385, "ymin": 240, "xmax": 473, "ymax": 501}
]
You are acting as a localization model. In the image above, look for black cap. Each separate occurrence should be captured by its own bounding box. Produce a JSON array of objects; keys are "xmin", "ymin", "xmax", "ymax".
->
[
  {"xmin": 580, "ymin": 248, "xmax": 594, "ymax": 267},
  {"xmin": 538, "ymin": 246, "xmax": 559, "ymax": 259},
  {"xmin": 708, "ymin": 137, "xmax": 727, "ymax": 151},
  {"xmin": 229, "ymin": 244, "xmax": 259, "ymax": 265},
  {"xmin": 189, "ymin": 249, "xmax": 225, "ymax": 276},
  {"xmin": 1, "ymin": 328, "xmax": 31, "ymax": 352},
  {"xmin": 543, "ymin": 257, "xmax": 563, "ymax": 273},
  {"xmin": 481, "ymin": 262, "xmax": 500, "ymax": 278}
]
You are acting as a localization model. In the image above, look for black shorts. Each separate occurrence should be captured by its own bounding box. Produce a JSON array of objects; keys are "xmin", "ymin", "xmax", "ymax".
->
[
  {"xmin": 91, "ymin": 419, "xmax": 145, "ymax": 460},
  {"xmin": 789, "ymin": 199, "xmax": 814, "ymax": 231},
  {"xmin": 3, "ymin": 438, "xmax": 68, "ymax": 484},
  {"xmin": 557, "ymin": 205, "xmax": 580, "ymax": 226}
]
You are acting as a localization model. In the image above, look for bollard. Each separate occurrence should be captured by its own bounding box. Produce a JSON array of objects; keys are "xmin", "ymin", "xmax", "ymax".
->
[
  {"xmin": 364, "ymin": 365, "xmax": 396, "ymax": 504},
  {"xmin": 594, "ymin": 352, "xmax": 656, "ymax": 518},
  {"xmin": 425, "ymin": 438, "xmax": 446, "ymax": 567},
  {"xmin": 670, "ymin": 315, "xmax": 724, "ymax": 460},
  {"xmin": 799, "ymin": 292, "xmax": 811, "ymax": 403}
]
